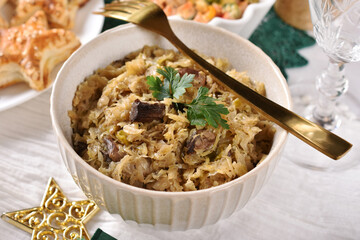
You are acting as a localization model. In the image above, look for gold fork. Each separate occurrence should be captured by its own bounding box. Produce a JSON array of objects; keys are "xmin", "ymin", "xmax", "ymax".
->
[{"xmin": 94, "ymin": 0, "xmax": 352, "ymax": 160}]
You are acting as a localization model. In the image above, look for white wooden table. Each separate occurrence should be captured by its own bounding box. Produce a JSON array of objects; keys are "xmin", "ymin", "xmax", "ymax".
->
[{"xmin": 1, "ymin": 43, "xmax": 359, "ymax": 240}]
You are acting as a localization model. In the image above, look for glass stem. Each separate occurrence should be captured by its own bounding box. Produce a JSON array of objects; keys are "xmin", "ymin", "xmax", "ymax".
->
[{"xmin": 312, "ymin": 58, "xmax": 349, "ymax": 130}]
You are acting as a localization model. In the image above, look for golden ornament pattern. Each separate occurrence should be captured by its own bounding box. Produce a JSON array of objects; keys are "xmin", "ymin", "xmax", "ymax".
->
[{"xmin": 1, "ymin": 178, "xmax": 99, "ymax": 240}]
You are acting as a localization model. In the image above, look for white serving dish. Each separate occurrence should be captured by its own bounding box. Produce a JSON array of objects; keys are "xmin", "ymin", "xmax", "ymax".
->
[
  {"xmin": 169, "ymin": 0, "xmax": 275, "ymax": 39},
  {"xmin": 50, "ymin": 19, "xmax": 290, "ymax": 231}
]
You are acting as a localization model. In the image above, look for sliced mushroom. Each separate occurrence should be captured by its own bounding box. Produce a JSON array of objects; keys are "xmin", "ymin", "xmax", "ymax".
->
[
  {"xmin": 178, "ymin": 67, "xmax": 206, "ymax": 87},
  {"xmin": 130, "ymin": 99, "xmax": 165, "ymax": 123},
  {"xmin": 103, "ymin": 136, "xmax": 125, "ymax": 162},
  {"xmin": 182, "ymin": 129, "xmax": 219, "ymax": 165}
]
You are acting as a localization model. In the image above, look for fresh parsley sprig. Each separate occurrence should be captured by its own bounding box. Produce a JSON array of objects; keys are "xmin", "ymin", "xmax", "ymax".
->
[
  {"xmin": 146, "ymin": 67, "xmax": 229, "ymax": 129},
  {"xmin": 186, "ymin": 87, "xmax": 229, "ymax": 129},
  {"xmin": 146, "ymin": 66, "xmax": 194, "ymax": 100}
]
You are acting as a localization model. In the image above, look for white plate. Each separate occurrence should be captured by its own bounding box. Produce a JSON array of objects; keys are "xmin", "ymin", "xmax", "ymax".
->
[{"xmin": 0, "ymin": 0, "xmax": 104, "ymax": 112}]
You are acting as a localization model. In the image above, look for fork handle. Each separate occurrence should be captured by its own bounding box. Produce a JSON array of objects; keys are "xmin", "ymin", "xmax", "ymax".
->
[{"xmin": 163, "ymin": 31, "xmax": 352, "ymax": 160}]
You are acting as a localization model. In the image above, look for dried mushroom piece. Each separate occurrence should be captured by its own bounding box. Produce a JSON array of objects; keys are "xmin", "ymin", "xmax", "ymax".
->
[
  {"xmin": 103, "ymin": 136, "xmax": 125, "ymax": 162},
  {"xmin": 130, "ymin": 99, "xmax": 166, "ymax": 123},
  {"xmin": 177, "ymin": 67, "xmax": 206, "ymax": 87},
  {"xmin": 182, "ymin": 129, "xmax": 219, "ymax": 165}
]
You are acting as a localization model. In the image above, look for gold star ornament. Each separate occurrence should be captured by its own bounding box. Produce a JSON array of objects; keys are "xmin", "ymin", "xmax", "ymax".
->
[{"xmin": 1, "ymin": 178, "xmax": 99, "ymax": 240}]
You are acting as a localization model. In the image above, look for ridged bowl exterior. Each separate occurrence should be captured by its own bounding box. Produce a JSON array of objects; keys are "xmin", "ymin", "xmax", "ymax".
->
[{"xmin": 51, "ymin": 20, "xmax": 290, "ymax": 231}]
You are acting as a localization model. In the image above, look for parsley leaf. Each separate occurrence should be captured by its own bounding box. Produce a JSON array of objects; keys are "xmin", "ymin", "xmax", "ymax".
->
[
  {"xmin": 146, "ymin": 67, "xmax": 229, "ymax": 129},
  {"xmin": 186, "ymin": 87, "xmax": 230, "ymax": 129},
  {"xmin": 146, "ymin": 67, "xmax": 193, "ymax": 100},
  {"xmin": 146, "ymin": 75, "xmax": 171, "ymax": 100}
]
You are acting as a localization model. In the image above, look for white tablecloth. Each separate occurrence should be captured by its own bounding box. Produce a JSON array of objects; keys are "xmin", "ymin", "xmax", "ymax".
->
[{"xmin": 1, "ymin": 44, "xmax": 360, "ymax": 240}]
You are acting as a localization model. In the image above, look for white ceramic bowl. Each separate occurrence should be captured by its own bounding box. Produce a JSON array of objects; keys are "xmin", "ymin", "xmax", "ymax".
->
[
  {"xmin": 50, "ymin": 20, "xmax": 290, "ymax": 231},
  {"xmin": 168, "ymin": 0, "xmax": 275, "ymax": 39}
]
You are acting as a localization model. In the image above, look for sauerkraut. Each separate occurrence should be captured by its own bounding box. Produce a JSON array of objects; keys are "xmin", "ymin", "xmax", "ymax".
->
[{"xmin": 69, "ymin": 45, "xmax": 274, "ymax": 191}]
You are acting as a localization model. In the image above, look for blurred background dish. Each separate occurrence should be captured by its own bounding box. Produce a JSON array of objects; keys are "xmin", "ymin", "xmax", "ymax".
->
[
  {"xmin": 167, "ymin": 0, "xmax": 275, "ymax": 38},
  {"xmin": 0, "ymin": 0, "xmax": 104, "ymax": 112}
]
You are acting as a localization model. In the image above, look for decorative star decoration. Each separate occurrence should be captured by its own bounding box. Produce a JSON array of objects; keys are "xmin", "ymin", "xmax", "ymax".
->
[{"xmin": 1, "ymin": 178, "xmax": 99, "ymax": 240}]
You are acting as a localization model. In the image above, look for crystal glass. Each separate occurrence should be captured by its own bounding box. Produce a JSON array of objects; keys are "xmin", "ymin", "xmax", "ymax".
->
[
  {"xmin": 289, "ymin": 0, "xmax": 360, "ymax": 171},
  {"xmin": 308, "ymin": 0, "xmax": 360, "ymax": 130}
]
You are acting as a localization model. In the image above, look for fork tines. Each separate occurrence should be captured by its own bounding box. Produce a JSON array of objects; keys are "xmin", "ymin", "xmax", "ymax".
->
[
  {"xmin": 106, "ymin": 0, "xmax": 151, "ymax": 8},
  {"xmin": 93, "ymin": 0, "xmax": 164, "ymax": 28}
]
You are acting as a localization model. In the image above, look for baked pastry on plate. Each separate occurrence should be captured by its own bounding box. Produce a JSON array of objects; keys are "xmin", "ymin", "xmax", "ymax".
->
[
  {"xmin": 0, "ymin": 10, "xmax": 81, "ymax": 90},
  {"xmin": 10, "ymin": 0, "xmax": 86, "ymax": 29}
]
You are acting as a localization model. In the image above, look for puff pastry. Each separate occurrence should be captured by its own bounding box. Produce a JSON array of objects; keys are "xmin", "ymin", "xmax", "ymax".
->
[
  {"xmin": 0, "ymin": 0, "xmax": 8, "ymax": 28},
  {"xmin": 0, "ymin": 16, "xmax": 8, "ymax": 28},
  {"xmin": 10, "ymin": 0, "xmax": 85, "ymax": 29},
  {"xmin": 0, "ymin": 11, "xmax": 81, "ymax": 90}
]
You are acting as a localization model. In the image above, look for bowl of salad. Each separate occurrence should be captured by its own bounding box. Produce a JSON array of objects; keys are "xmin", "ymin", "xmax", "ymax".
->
[{"xmin": 154, "ymin": 0, "xmax": 275, "ymax": 38}]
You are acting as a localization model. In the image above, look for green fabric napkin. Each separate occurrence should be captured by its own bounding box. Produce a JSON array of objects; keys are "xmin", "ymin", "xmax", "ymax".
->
[
  {"xmin": 249, "ymin": 7, "xmax": 316, "ymax": 79},
  {"xmin": 91, "ymin": 229, "xmax": 117, "ymax": 240}
]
